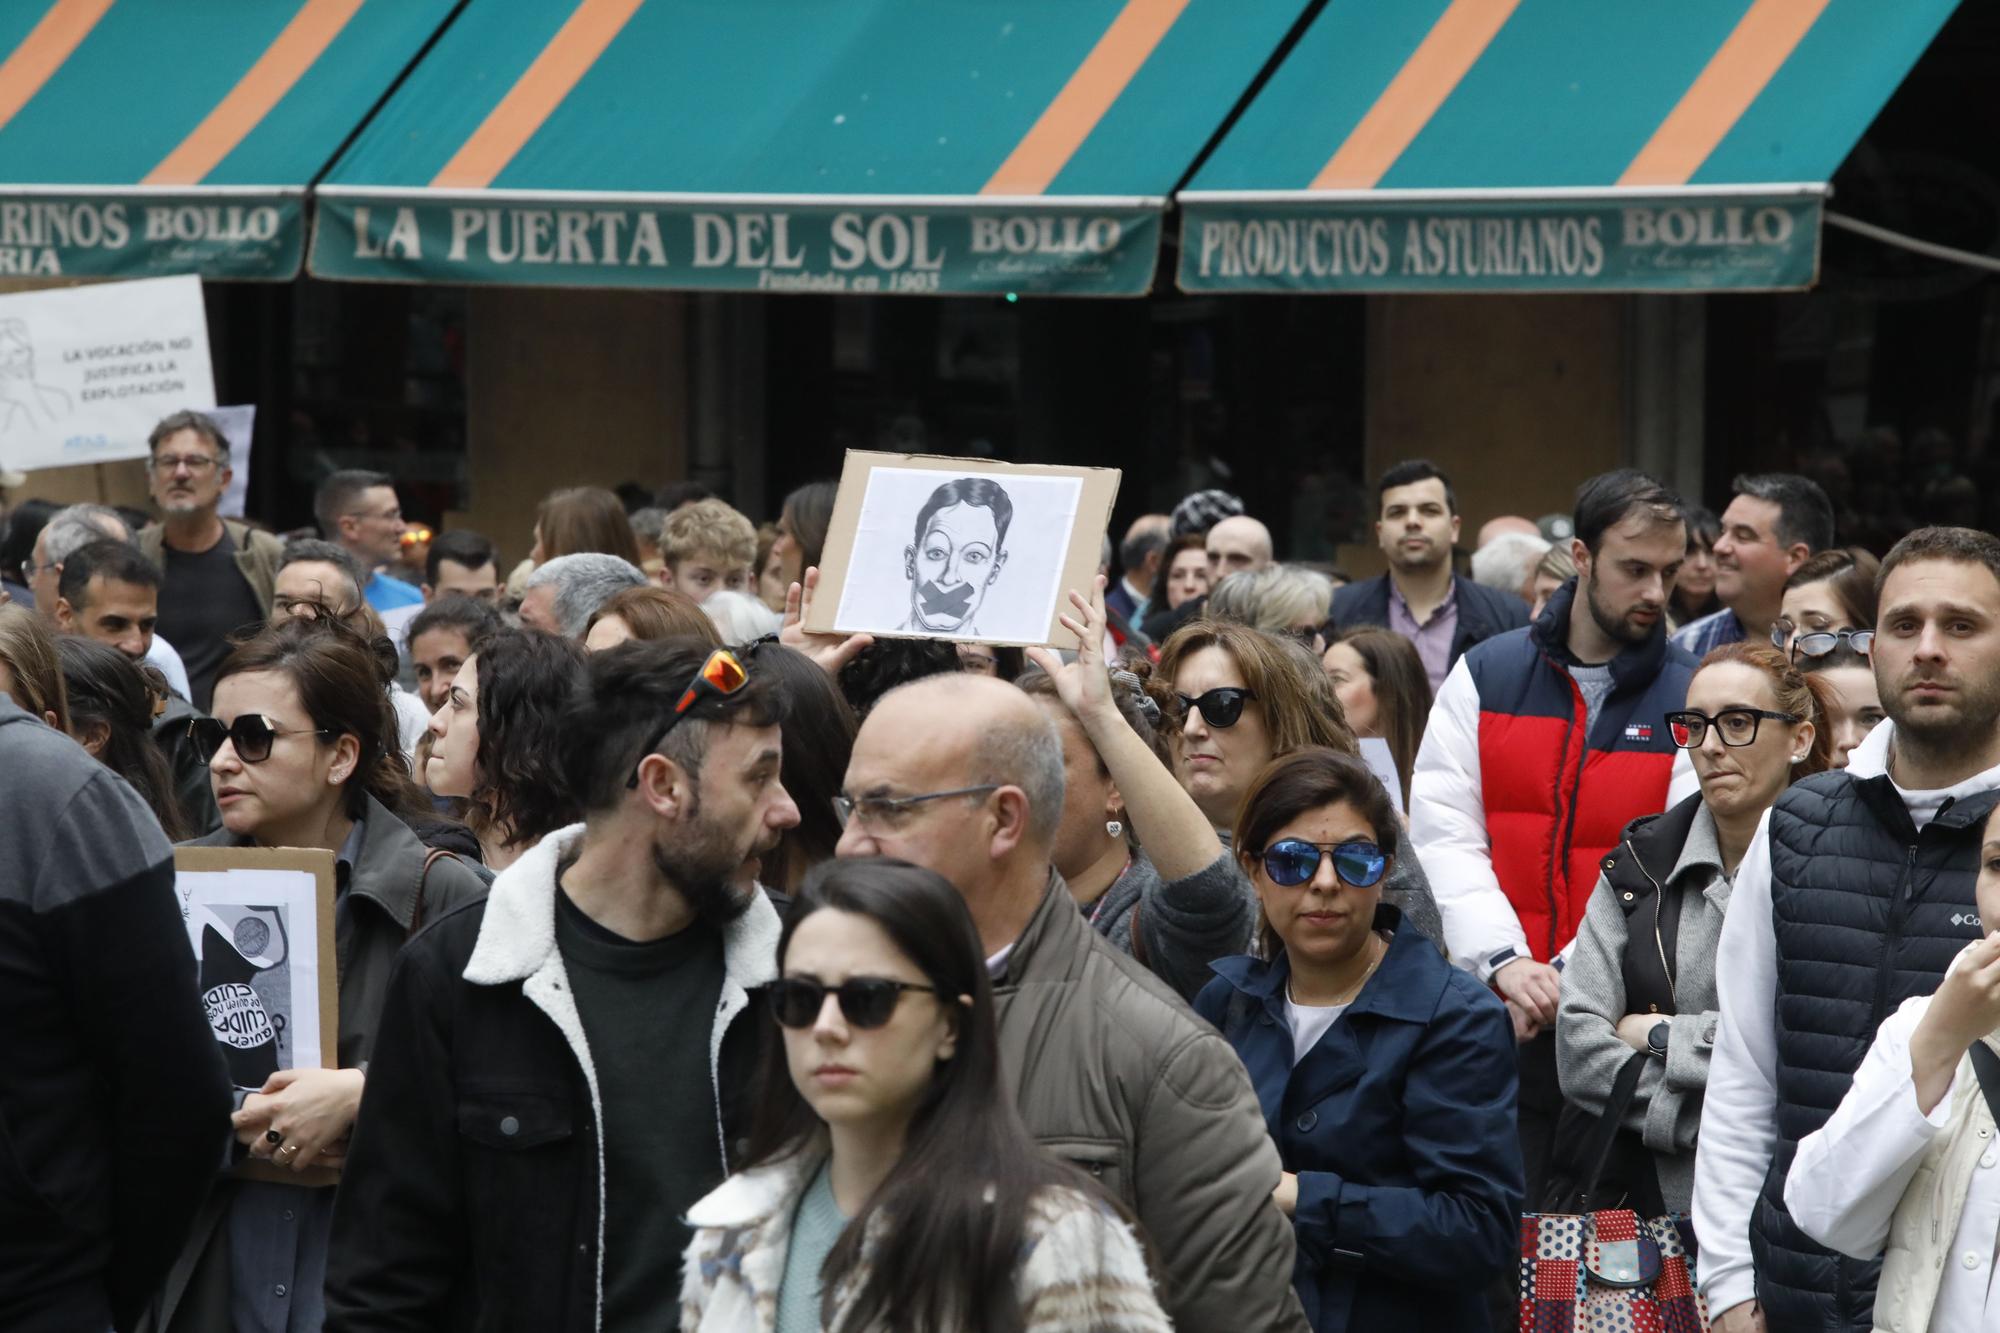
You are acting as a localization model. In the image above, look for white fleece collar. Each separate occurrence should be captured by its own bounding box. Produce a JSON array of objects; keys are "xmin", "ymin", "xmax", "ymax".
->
[{"xmin": 684, "ymin": 1140, "xmax": 827, "ymax": 1231}]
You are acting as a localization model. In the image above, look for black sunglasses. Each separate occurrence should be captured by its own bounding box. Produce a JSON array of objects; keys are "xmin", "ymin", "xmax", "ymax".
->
[
  {"xmin": 767, "ymin": 976, "xmax": 935, "ymax": 1030},
  {"xmin": 1665, "ymin": 707, "xmax": 1799, "ymax": 749},
  {"xmin": 1175, "ymin": 686, "xmax": 1258, "ymax": 729},
  {"xmin": 1259, "ymin": 838, "xmax": 1390, "ymax": 888},
  {"xmin": 188, "ymin": 715, "xmax": 335, "ymax": 764}
]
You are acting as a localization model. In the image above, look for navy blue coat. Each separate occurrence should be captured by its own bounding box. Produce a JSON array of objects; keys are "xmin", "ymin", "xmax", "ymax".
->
[{"xmin": 1195, "ymin": 907, "xmax": 1524, "ymax": 1332}]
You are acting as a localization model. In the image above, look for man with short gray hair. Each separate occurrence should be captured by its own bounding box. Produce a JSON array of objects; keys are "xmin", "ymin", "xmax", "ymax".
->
[
  {"xmin": 521, "ymin": 553, "xmax": 647, "ymax": 639},
  {"xmin": 835, "ymin": 673, "xmax": 1309, "ymax": 1332},
  {"xmin": 32, "ymin": 502, "xmax": 191, "ymax": 700}
]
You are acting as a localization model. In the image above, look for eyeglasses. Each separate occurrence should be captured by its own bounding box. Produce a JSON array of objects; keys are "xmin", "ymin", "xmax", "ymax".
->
[
  {"xmin": 149, "ymin": 453, "xmax": 220, "ymax": 476},
  {"xmin": 188, "ymin": 714, "xmax": 335, "ymax": 764},
  {"xmin": 832, "ymin": 785, "xmax": 1000, "ymax": 830},
  {"xmin": 767, "ymin": 976, "xmax": 936, "ymax": 1029},
  {"xmin": 627, "ymin": 648, "xmax": 749, "ymax": 789},
  {"xmin": 1665, "ymin": 708, "xmax": 1800, "ymax": 749},
  {"xmin": 1175, "ymin": 686, "xmax": 1257, "ymax": 729},
  {"xmin": 1258, "ymin": 838, "xmax": 1390, "ymax": 889},
  {"xmin": 17, "ymin": 557, "xmax": 52, "ymax": 583},
  {"xmin": 1793, "ymin": 629, "xmax": 1873, "ymax": 662}
]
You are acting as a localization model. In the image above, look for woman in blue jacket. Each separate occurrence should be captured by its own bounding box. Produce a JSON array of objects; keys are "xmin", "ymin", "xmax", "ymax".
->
[{"xmin": 1196, "ymin": 747, "xmax": 1523, "ymax": 1331}]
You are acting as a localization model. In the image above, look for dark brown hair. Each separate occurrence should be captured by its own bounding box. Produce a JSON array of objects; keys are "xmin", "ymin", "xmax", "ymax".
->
[
  {"xmin": 584, "ymin": 584, "xmax": 721, "ymax": 646},
  {"xmin": 1696, "ymin": 641, "xmax": 1835, "ymax": 778},
  {"xmin": 213, "ymin": 616, "xmax": 432, "ymax": 823},
  {"xmin": 780, "ymin": 479, "xmax": 838, "ymax": 573},
  {"xmin": 1329, "ymin": 628, "xmax": 1432, "ymax": 810},
  {"xmin": 1148, "ymin": 533, "xmax": 1208, "ymax": 609},
  {"xmin": 57, "ymin": 636, "xmax": 188, "ymax": 839},
  {"xmin": 1233, "ymin": 748, "xmax": 1401, "ymax": 959},
  {"xmin": 537, "ymin": 486, "xmax": 643, "ymax": 565},
  {"xmin": 1784, "ymin": 547, "xmax": 1881, "ymax": 631},
  {"xmin": 1878, "ymin": 526, "xmax": 2000, "ymax": 599},
  {"xmin": 745, "ymin": 640, "xmax": 855, "ymax": 891},
  {"xmin": 1157, "ymin": 619, "xmax": 1358, "ymax": 757},
  {"xmin": 471, "ymin": 629, "xmax": 589, "ymax": 847}
]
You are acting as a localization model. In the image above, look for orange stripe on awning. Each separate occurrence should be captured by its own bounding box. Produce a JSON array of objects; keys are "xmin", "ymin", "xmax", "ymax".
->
[
  {"xmin": 430, "ymin": 0, "xmax": 645, "ymax": 190},
  {"xmin": 0, "ymin": 0, "xmax": 112, "ymax": 137},
  {"xmin": 1309, "ymin": 0, "xmax": 1521, "ymax": 190},
  {"xmin": 1620, "ymin": 0, "xmax": 1833, "ymax": 186},
  {"xmin": 982, "ymin": 0, "xmax": 1190, "ymax": 196},
  {"xmin": 144, "ymin": 0, "xmax": 363, "ymax": 186}
]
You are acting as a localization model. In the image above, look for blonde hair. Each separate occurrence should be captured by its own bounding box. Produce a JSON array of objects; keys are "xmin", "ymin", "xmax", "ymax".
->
[
  {"xmin": 0, "ymin": 603, "xmax": 69, "ymax": 730},
  {"xmin": 661, "ymin": 497, "xmax": 757, "ymax": 571},
  {"xmin": 1157, "ymin": 619, "xmax": 1357, "ymax": 758}
]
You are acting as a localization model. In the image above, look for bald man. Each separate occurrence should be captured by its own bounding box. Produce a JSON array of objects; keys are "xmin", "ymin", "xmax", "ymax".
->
[
  {"xmin": 837, "ymin": 676, "xmax": 1309, "ymax": 1331},
  {"xmin": 1476, "ymin": 514, "xmax": 1540, "ymax": 549},
  {"xmin": 1205, "ymin": 514, "xmax": 1274, "ymax": 581}
]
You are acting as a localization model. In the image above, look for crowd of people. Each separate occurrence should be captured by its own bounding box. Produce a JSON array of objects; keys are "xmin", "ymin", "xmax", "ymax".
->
[{"xmin": 3, "ymin": 405, "xmax": 1998, "ymax": 1333}]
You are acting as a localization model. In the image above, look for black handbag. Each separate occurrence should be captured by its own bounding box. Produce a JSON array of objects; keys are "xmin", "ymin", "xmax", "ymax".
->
[{"xmin": 1542, "ymin": 1051, "xmax": 1671, "ymax": 1223}]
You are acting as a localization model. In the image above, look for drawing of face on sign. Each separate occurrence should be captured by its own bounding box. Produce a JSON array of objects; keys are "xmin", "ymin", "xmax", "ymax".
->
[{"xmin": 904, "ymin": 478, "xmax": 1012, "ymax": 635}]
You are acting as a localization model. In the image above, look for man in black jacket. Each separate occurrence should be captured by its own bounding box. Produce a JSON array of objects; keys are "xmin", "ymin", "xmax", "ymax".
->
[
  {"xmin": 1331, "ymin": 459, "xmax": 1529, "ymax": 690},
  {"xmin": 325, "ymin": 639, "xmax": 800, "ymax": 1332},
  {"xmin": 0, "ymin": 695, "xmax": 231, "ymax": 1331}
]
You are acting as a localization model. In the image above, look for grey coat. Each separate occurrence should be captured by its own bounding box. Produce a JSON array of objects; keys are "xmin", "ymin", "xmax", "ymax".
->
[
  {"xmin": 1091, "ymin": 847, "xmax": 1257, "ymax": 1001},
  {"xmin": 1555, "ymin": 799, "xmax": 1730, "ymax": 1214}
]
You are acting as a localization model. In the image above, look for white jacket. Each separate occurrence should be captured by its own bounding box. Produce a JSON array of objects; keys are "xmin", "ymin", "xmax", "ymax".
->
[
  {"xmin": 1411, "ymin": 656, "xmax": 1697, "ymax": 978},
  {"xmin": 679, "ymin": 1143, "xmax": 1172, "ymax": 1333},
  {"xmin": 1786, "ymin": 985, "xmax": 2000, "ymax": 1333}
]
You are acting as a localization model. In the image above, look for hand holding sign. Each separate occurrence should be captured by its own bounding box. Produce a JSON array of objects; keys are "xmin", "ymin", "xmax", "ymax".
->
[{"xmin": 780, "ymin": 566, "xmax": 874, "ymax": 678}]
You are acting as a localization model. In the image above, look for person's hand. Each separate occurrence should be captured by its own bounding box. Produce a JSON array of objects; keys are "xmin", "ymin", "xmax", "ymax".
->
[
  {"xmin": 1023, "ymin": 579, "xmax": 1117, "ymax": 724},
  {"xmin": 1502, "ymin": 997, "xmax": 1543, "ymax": 1043},
  {"xmin": 1494, "ymin": 958, "xmax": 1560, "ymax": 1031},
  {"xmin": 1272, "ymin": 1172, "xmax": 1299, "ymax": 1217},
  {"xmin": 780, "ymin": 567, "xmax": 873, "ymax": 677},
  {"xmin": 1712, "ymin": 1299, "xmax": 1766, "ymax": 1333},
  {"xmin": 233, "ymin": 1067, "xmax": 365, "ymax": 1173},
  {"xmin": 1911, "ymin": 933, "xmax": 2000, "ymax": 1112},
  {"xmin": 1616, "ymin": 1014, "xmax": 1661, "ymax": 1053}
]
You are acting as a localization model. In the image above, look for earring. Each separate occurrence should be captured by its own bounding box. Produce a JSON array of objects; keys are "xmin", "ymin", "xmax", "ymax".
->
[
  {"xmin": 1106, "ymin": 819, "xmax": 1124, "ymax": 839},
  {"xmin": 1789, "ymin": 754, "xmax": 1804, "ymax": 765}
]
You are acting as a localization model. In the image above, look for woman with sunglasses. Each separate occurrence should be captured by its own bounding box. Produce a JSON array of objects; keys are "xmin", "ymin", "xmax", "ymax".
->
[
  {"xmin": 425, "ymin": 627, "xmax": 588, "ymax": 873},
  {"xmin": 1554, "ymin": 642, "xmax": 1831, "ymax": 1222},
  {"xmin": 1772, "ymin": 546, "xmax": 1880, "ymax": 661},
  {"xmin": 1154, "ymin": 614, "xmax": 1443, "ymax": 945},
  {"xmin": 682, "ymin": 856, "xmax": 1170, "ymax": 1332},
  {"xmin": 1193, "ymin": 747, "xmax": 1522, "ymax": 1331},
  {"xmin": 154, "ymin": 615, "xmax": 487, "ymax": 1333}
]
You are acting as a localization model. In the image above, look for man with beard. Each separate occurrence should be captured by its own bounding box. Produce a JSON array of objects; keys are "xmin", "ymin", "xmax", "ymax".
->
[
  {"xmin": 1411, "ymin": 468, "xmax": 1697, "ymax": 1216},
  {"xmin": 1694, "ymin": 527, "xmax": 2000, "ymax": 1333},
  {"xmin": 325, "ymin": 638, "xmax": 799, "ymax": 1332},
  {"xmin": 1332, "ymin": 459, "xmax": 1529, "ymax": 690}
]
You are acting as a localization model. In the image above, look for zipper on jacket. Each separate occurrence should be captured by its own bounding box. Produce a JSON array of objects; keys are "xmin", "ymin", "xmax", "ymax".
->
[
  {"xmin": 1630, "ymin": 840, "xmax": 1677, "ymax": 995},
  {"xmin": 1870, "ymin": 845, "xmax": 1921, "ymax": 1027},
  {"xmin": 1550, "ymin": 676, "xmax": 1591, "ymax": 961}
]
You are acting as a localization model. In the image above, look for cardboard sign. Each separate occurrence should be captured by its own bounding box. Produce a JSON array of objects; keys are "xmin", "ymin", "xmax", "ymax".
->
[
  {"xmin": 0, "ymin": 274, "xmax": 217, "ymax": 474},
  {"xmin": 174, "ymin": 845, "xmax": 339, "ymax": 1187},
  {"xmin": 808, "ymin": 451, "xmax": 1121, "ymax": 650}
]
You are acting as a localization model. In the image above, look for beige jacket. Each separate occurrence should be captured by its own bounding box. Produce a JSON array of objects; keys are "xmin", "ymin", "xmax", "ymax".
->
[
  {"xmin": 139, "ymin": 516, "xmax": 285, "ymax": 613},
  {"xmin": 680, "ymin": 1143, "xmax": 1170, "ymax": 1332},
  {"xmin": 998, "ymin": 874, "xmax": 1310, "ymax": 1331}
]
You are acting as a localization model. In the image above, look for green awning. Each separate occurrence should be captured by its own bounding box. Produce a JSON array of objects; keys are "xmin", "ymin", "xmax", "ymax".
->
[
  {"xmin": 0, "ymin": 0, "xmax": 458, "ymax": 281},
  {"xmin": 311, "ymin": 0, "xmax": 1309, "ymax": 296},
  {"xmin": 1179, "ymin": 0, "xmax": 1960, "ymax": 294}
]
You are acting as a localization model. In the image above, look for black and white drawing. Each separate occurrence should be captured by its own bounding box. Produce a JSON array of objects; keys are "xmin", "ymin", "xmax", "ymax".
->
[
  {"xmin": 833, "ymin": 467, "xmax": 1083, "ymax": 643},
  {"xmin": 177, "ymin": 865, "xmax": 326, "ymax": 1092}
]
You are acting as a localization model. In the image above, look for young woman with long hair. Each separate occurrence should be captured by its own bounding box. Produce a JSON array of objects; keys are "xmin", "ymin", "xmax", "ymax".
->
[
  {"xmin": 1669, "ymin": 506, "xmax": 1723, "ymax": 629},
  {"xmin": 680, "ymin": 857, "xmax": 1169, "ymax": 1332},
  {"xmin": 1322, "ymin": 628, "xmax": 1433, "ymax": 810},
  {"xmin": 743, "ymin": 639, "xmax": 855, "ymax": 893},
  {"xmin": 56, "ymin": 635, "xmax": 189, "ymax": 839},
  {"xmin": 426, "ymin": 627, "xmax": 589, "ymax": 872},
  {"xmin": 1195, "ymin": 748, "xmax": 1521, "ymax": 1330},
  {"xmin": 151, "ymin": 614, "xmax": 486, "ymax": 1332},
  {"xmin": 0, "ymin": 601, "xmax": 66, "ymax": 729},
  {"xmin": 771, "ymin": 479, "xmax": 837, "ymax": 588}
]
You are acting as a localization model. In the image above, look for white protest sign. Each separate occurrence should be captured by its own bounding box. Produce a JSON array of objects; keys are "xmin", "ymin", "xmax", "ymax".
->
[
  {"xmin": 209, "ymin": 403, "xmax": 255, "ymax": 518},
  {"xmin": 0, "ymin": 274, "xmax": 216, "ymax": 473}
]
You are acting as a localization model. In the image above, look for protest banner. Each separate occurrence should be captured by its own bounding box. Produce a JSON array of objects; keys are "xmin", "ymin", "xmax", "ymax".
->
[
  {"xmin": 809, "ymin": 450, "xmax": 1121, "ymax": 650},
  {"xmin": 209, "ymin": 403, "xmax": 256, "ymax": 518},
  {"xmin": 0, "ymin": 274, "xmax": 216, "ymax": 474},
  {"xmin": 174, "ymin": 845, "xmax": 338, "ymax": 1187}
]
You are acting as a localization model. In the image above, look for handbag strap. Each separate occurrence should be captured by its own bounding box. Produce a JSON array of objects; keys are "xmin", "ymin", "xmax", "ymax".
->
[
  {"xmin": 1969, "ymin": 1041, "xmax": 2000, "ymax": 1126},
  {"xmin": 411, "ymin": 847, "xmax": 456, "ymax": 938},
  {"xmin": 1570, "ymin": 1051, "xmax": 1668, "ymax": 1217}
]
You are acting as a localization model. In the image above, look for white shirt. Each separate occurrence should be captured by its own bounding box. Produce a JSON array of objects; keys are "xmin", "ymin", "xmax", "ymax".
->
[
  {"xmin": 1285, "ymin": 997, "xmax": 1350, "ymax": 1066},
  {"xmin": 1785, "ymin": 987, "xmax": 2000, "ymax": 1331},
  {"xmin": 389, "ymin": 684, "xmax": 430, "ymax": 769},
  {"xmin": 144, "ymin": 634, "xmax": 192, "ymax": 701},
  {"xmin": 1693, "ymin": 722, "xmax": 2000, "ymax": 1316}
]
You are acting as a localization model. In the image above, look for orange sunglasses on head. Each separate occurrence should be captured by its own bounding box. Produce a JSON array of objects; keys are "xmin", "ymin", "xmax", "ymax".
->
[{"xmin": 626, "ymin": 648, "xmax": 749, "ymax": 788}]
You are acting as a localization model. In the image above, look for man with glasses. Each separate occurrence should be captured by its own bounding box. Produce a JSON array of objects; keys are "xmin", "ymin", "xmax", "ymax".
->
[
  {"xmin": 833, "ymin": 672, "xmax": 1311, "ymax": 1332},
  {"xmin": 313, "ymin": 469, "xmax": 424, "ymax": 616},
  {"xmin": 1694, "ymin": 527, "xmax": 2000, "ymax": 1333},
  {"xmin": 326, "ymin": 640, "xmax": 798, "ymax": 1333},
  {"xmin": 138, "ymin": 410, "xmax": 282, "ymax": 712}
]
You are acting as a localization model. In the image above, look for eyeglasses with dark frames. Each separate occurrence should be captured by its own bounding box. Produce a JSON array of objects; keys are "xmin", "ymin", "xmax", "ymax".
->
[
  {"xmin": 1175, "ymin": 686, "xmax": 1257, "ymax": 729},
  {"xmin": 1665, "ymin": 707, "xmax": 1800, "ymax": 750},
  {"xmin": 188, "ymin": 714, "xmax": 335, "ymax": 764},
  {"xmin": 766, "ymin": 976, "xmax": 936, "ymax": 1029}
]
